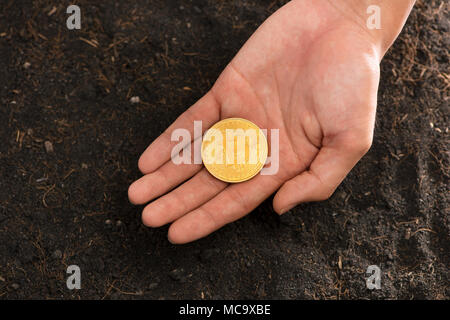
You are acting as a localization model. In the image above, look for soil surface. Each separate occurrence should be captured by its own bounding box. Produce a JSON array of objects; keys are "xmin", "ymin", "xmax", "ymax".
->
[{"xmin": 0, "ymin": 0, "xmax": 448, "ymax": 299}]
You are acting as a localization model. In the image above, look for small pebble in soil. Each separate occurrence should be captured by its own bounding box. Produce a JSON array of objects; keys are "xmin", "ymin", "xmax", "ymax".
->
[
  {"xmin": 52, "ymin": 250, "xmax": 62, "ymax": 259},
  {"xmin": 105, "ymin": 219, "xmax": 112, "ymax": 225},
  {"xmin": 135, "ymin": 290, "xmax": 144, "ymax": 296},
  {"xmin": 130, "ymin": 96, "xmax": 140, "ymax": 104},
  {"xmin": 116, "ymin": 220, "xmax": 123, "ymax": 227},
  {"xmin": 169, "ymin": 268, "xmax": 187, "ymax": 282},
  {"xmin": 148, "ymin": 282, "xmax": 158, "ymax": 290},
  {"xmin": 11, "ymin": 283, "xmax": 20, "ymax": 290},
  {"xmin": 44, "ymin": 141, "xmax": 54, "ymax": 153},
  {"xmin": 23, "ymin": 62, "xmax": 31, "ymax": 69}
]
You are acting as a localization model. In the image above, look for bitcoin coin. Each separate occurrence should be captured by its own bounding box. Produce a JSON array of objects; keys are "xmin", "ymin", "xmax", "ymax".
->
[{"xmin": 201, "ymin": 118, "xmax": 268, "ymax": 183}]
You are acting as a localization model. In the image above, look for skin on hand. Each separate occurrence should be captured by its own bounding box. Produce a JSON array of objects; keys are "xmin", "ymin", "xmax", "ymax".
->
[{"xmin": 128, "ymin": 0, "xmax": 414, "ymax": 244}]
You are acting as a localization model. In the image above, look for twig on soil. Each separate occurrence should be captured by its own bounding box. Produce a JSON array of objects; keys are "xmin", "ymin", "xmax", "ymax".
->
[
  {"xmin": 42, "ymin": 184, "xmax": 56, "ymax": 208},
  {"xmin": 411, "ymin": 228, "xmax": 436, "ymax": 237},
  {"xmin": 63, "ymin": 168, "xmax": 75, "ymax": 180},
  {"xmin": 79, "ymin": 37, "xmax": 99, "ymax": 48}
]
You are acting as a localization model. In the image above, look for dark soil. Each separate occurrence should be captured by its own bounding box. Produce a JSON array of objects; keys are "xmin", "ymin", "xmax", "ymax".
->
[{"xmin": 0, "ymin": 0, "xmax": 448, "ymax": 299}]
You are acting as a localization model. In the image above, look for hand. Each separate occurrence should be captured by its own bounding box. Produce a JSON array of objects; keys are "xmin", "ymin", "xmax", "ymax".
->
[{"xmin": 129, "ymin": 0, "xmax": 390, "ymax": 244}]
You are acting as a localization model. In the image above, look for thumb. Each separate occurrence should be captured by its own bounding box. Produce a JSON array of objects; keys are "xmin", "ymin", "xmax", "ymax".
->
[{"xmin": 273, "ymin": 130, "xmax": 372, "ymax": 214}]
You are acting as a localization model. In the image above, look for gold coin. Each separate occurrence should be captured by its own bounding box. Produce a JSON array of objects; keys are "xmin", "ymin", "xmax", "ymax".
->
[{"xmin": 201, "ymin": 118, "xmax": 268, "ymax": 183}]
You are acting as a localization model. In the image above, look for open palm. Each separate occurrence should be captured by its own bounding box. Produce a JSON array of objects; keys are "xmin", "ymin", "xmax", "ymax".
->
[{"xmin": 128, "ymin": 0, "xmax": 381, "ymax": 244}]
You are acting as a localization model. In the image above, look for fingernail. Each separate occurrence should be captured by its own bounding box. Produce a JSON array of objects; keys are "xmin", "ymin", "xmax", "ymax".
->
[
  {"xmin": 167, "ymin": 235, "xmax": 175, "ymax": 244},
  {"xmin": 279, "ymin": 204, "xmax": 295, "ymax": 215}
]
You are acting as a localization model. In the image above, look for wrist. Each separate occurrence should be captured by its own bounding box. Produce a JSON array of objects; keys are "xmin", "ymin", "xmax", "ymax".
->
[{"xmin": 327, "ymin": 0, "xmax": 416, "ymax": 58}]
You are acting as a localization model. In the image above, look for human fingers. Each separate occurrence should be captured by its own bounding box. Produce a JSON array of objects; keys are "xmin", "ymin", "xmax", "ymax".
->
[
  {"xmin": 128, "ymin": 158, "xmax": 202, "ymax": 205},
  {"xmin": 167, "ymin": 174, "xmax": 283, "ymax": 244},
  {"xmin": 142, "ymin": 169, "xmax": 228, "ymax": 227}
]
